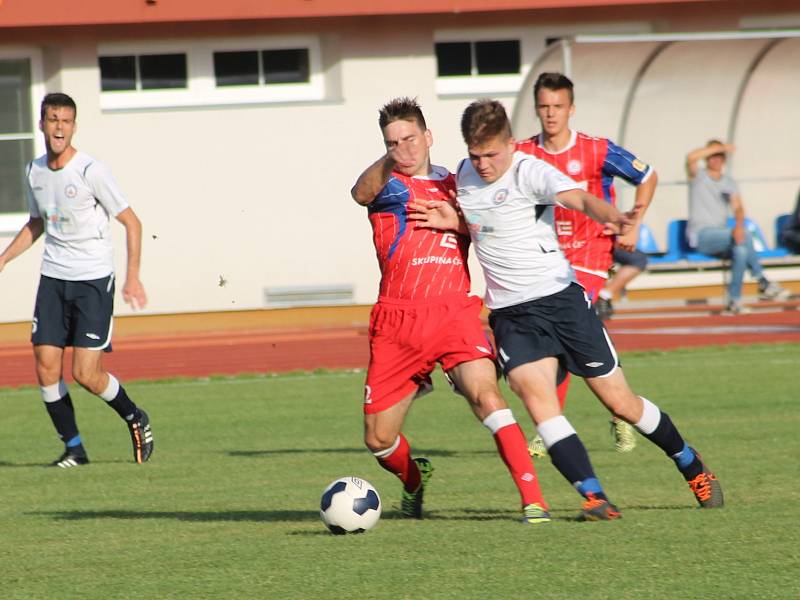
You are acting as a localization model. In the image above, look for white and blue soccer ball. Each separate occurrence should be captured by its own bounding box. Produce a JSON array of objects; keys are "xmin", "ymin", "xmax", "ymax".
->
[{"xmin": 320, "ymin": 476, "xmax": 381, "ymax": 534}]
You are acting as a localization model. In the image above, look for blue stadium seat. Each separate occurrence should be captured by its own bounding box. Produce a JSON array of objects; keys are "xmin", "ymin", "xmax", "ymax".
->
[
  {"xmin": 775, "ymin": 214, "xmax": 791, "ymax": 250},
  {"xmin": 636, "ymin": 222, "xmax": 662, "ymax": 255},
  {"xmin": 661, "ymin": 219, "xmax": 717, "ymax": 262}
]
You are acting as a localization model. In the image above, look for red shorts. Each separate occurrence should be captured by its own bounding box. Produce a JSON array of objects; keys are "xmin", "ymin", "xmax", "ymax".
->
[
  {"xmin": 364, "ymin": 293, "xmax": 495, "ymax": 414},
  {"xmin": 574, "ymin": 270, "xmax": 607, "ymax": 304}
]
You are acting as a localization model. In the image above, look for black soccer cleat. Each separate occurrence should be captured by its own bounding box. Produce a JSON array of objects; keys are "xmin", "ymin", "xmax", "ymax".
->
[
  {"xmin": 128, "ymin": 409, "xmax": 154, "ymax": 464},
  {"xmin": 51, "ymin": 450, "xmax": 90, "ymax": 468}
]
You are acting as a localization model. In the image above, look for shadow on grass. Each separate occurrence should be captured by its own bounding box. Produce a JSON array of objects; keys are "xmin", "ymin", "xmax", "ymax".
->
[
  {"xmin": 228, "ymin": 448, "xmax": 495, "ymax": 458},
  {"xmin": 0, "ymin": 459, "xmax": 128, "ymax": 468},
  {"xmin": 34, "ymin": 509, "xmax": 319, "ymax": 523}
]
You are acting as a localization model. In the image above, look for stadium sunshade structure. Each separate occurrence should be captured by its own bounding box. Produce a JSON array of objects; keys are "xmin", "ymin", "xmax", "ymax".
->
[{"xmin": 511, "ymin": 30, "xmax": 800, "ymax": 246}]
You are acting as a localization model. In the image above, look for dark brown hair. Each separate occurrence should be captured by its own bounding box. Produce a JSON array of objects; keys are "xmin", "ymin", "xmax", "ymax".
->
[
  {"xmin": 533, "ymin": 72, "xmax": 574, "ymax": 104},
  {"xmin": 460, "ymin": 99, "xmax": 512, "ymax": 147},
  {"xmin": 41, "ymin": 93, "xmax": 77, "ymax": 120},
  {"xmin": 378, "ymin": 97, "xmax": 427, "ymax": 131}
]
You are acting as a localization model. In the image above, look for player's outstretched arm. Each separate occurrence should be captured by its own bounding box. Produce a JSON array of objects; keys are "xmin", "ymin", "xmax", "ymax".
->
[
  {"xmin": 557, "ymin": 189, "xmax": 637, "ymax": 236},
  {"xmin": 351, "ymin": 154, "xmax": 397, "ymax": 206},
  {"xmin": 616, "ymin": 170, "xmax": 658, "ymax": 251},
  {"xmin": 115, "ymin": 207, "xmax": 148, "ymax": 310},
  {"xmin": 0, "ymin": 217, "xmax": 44, "ymax": 273}
]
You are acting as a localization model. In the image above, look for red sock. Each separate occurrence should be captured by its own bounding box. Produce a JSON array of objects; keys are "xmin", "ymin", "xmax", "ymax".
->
[
  {"xmin": 556, "ymin": 372, "xmax": 570, "ymax": 410},
  {"xmin": 494, "ymin": 423, "xmax": 547, "ymax": 508},
  {"xmin": 374, "ymin": 434, "xmax": 420, "ymax": 492}
]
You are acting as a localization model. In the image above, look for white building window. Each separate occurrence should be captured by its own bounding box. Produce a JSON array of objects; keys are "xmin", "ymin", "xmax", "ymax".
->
[
  {"xmin": 0, "ymin": 47, "xmax": 45, "ymax": 235},
  {"xmin": 98, "ymin": 36, "xmax": 324, "ymax": 111},
  {"xmin": 434, "ymin": 30, "xmax": 527, "ymax": 96}
]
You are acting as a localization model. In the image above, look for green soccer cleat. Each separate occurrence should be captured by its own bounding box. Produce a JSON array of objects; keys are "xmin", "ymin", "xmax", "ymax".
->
[
  {"xmin": 610, "ymin": 419, "xmax": 636, "ymax": 453},
  {"xmin": 528, "ymin": 435, "xmax": 548, "ymax": 458},
  {"xmin": 401, "ymin": 457, "xmax": 434, "ymax": 518},
  {"xmin": 522, "ymin": 503, "xmax": 551, "ymax": 525}
]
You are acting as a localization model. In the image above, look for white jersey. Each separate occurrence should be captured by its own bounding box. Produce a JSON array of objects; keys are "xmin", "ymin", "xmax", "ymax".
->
[
  {"xmin": 456, "ymin": 151, "xmax": 580, "ymax": 309},
  {"xmin": 26, "ymin": 151, "xmax": 129, "ymax": 281}
]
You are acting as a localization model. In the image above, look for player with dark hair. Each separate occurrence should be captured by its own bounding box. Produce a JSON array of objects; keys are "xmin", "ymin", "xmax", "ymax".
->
[
  {"xmin": 350, "ymin": 97, "xmax": 551, "ymax": 524},
  {"xmin": 412, "ymin": 99, "xmax": 723, "ymax": 518},
  {"xmin": 516, "ymin": 72, "xmax": 658, "ymax": 456},
  {"xmin": 0, "ymin": 93, "xmax": 153, "ymax": 467}
]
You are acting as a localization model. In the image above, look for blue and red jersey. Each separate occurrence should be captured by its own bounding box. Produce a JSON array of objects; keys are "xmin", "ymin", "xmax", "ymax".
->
[
  {"xmin": 517, "ymin": 131, "xmax": 652, "ymax": 275},
  {"xmin": 367, "ymin": 165, "xmax": 471, "ymax": 301}
]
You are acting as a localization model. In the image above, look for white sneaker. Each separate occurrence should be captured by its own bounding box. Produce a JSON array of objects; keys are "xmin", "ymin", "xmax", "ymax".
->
[
  {"xmin": 723, "ymin": 300, "xmax": 752, "ymax": 315},
  {"xmin": 759, "ymin": 281, "xmax": 791, "ymax": 301}
]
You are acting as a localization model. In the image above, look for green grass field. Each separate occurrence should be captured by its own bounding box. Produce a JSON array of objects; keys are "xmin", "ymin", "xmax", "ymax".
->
[{"xmin": 2, "ymin": 343, "xmax": 798, "ymax": 599}]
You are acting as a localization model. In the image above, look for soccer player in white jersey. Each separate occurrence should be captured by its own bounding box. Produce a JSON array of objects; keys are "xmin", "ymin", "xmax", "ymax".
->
[
  {"xmin": 412, "ymin": 99, "xmax": 723, "ymax": 518},
  {"xmin": 0, "ymin": 93, "xmax": 153, "ymax": 468}
]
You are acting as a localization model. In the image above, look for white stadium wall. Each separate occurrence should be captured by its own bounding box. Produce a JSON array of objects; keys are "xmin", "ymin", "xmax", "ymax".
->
[{"xmin": 2, "ymin": 12, "xmax": 799, "ymax": 323}]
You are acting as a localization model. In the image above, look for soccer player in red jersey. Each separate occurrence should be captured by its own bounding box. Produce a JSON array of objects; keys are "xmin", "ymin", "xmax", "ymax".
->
[
  {"xmin": 516, "ymin": 72, "xmax": 658, "ymax": 456},
  {"xmin": 350, "ymin": 97, "xmax": 550, "ymax": 524}
]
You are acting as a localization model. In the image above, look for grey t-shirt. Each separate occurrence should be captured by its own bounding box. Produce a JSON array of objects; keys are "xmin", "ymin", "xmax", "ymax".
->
[{"xmin": 686, "ymin": 169, "xmax": 739, "ymax": 247}]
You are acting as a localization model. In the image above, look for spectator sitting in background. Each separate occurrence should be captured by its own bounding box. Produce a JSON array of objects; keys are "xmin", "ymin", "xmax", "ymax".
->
[
  {"xmin": 780, "ymin": 188, "xmax": 800, "ymax": 254},
  {"xmin": 595, "ymin": 246, "xmax": 648, "ymax": 320},
  {"xmin": 686, "ymin": 140, "xmax": 789, "ymax": 314}
]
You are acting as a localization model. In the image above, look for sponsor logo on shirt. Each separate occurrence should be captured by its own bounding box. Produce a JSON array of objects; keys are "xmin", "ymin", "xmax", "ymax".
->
[
  {"xmin": 632, "ymin": 159, "xmax": 648, "ymax": 172},
  {"xmin": 410, "ymin": 256, "xmax": 464, "ymax": 266},
  {"xmin": 556, "ymin": 220, "xmax": 573, "ymax": 236},
  {"xmin": 567, "ymin": 160, "xmax": 582, "ymax": 176}
]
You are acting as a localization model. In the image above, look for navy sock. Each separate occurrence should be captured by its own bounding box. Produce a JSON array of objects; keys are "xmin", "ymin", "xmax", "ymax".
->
[
  {"xmin": 548, "ymin": 434, "xmax": 606, "ymax": 500},
  {"xmin": 106, "ymin": 386, "xmax": 138, "ymax": 421},
  {"xmin": 44, "ymin": 393, "xmax": 80, "ymax": 445},
  {"xmin": 642, "ymin": 411, "xmax": 703, "ymax": 480}
]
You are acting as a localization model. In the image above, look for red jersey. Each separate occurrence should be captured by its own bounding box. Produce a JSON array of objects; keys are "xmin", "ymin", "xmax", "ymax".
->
[
  {"xmin": 367, "ymin": 165, "xmax": 471, "ymax": 301},
  {"xmin": 517, "ymin": 131, "xmax": 651, "ymax": 276}
]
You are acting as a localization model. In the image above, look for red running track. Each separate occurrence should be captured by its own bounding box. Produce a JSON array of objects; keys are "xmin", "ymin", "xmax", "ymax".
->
[{"xmin": 1, "ymin": 310, "xmax": 798, "ymax": 389}]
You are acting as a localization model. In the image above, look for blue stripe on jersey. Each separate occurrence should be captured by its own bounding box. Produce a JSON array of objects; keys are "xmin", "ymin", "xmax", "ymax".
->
[
  {"xmin": 602, "ymin": 140, "xmax": 651, "ymax": 189},
  {"xmin": 368, "ymin": 177, "xmax": 409, "ymax": 261}
]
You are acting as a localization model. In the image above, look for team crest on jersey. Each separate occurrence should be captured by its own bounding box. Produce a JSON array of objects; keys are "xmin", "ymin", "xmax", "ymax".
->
[
  {"xmin": 632, "ymin": 159, "xmax": 648, "ymax": 172},
  {"xmin": 65, "ymin": 184, "xmax": 78, "ymax": 199},
  {"xmin": 493, "ymin": 188, "xmax": 509, "ymax": 204},
  {"xmin": 566, "ymin": 160, "xmax": 582, "ymax": 176}
]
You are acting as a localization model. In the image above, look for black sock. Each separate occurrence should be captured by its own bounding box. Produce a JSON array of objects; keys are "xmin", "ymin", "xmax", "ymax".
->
[
  {"xmin": 549, "ymin": 434, "xmax": 605, "ymax": 498},
  {"xmin": 106, "ymin": 385, "xmax": 138, "ymax": 421},
  {"xmin": 641, "ymin": 410, "xmax": 685, "ymax": 456},
  {"xmin": 44, "ymin": 393, "xmax": 80, "ymax": 445}
]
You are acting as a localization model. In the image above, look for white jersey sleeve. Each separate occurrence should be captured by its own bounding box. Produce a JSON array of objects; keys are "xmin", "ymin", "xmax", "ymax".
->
[
  {"xmin": 26, "ymin": 162, "xmax": 41, "ymax": 218},
  {"xmin": 516, "ymin": 156, "xmax": 581, "ymax": 207},
  {"xmin": 84, "ymin": 160, "xmax": 129, "ymax": 218}
]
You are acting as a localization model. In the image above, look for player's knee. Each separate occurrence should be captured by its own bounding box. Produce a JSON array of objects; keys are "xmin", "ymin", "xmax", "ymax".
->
[
  {"xmin": 364, "ymin": 430, "xmax": 395, "ymax": 454},
  {"xmin": 71, "ymin": 365, "xmax": 102, "ymax": 393}
]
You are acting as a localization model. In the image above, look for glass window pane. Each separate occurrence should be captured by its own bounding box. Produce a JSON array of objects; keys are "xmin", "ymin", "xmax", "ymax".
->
[
  {"xmin": 214, "ymin": 51, "xmax": 259, "ymax": 87},
  {"xmin": 0, "ymin": 59, "xmax": 32, "ymax": 133},
  {"xmin": 139, "ymin": 54, "xmax": 187, "ymax": 90},
  {"xmin": 0, "ymin": 139, "xmax": 34, "ymax": 214},
  {"xmin": 99, "ymin": 56, "xmax": 136, "ymax": 91},
  {"xmin": 475, "ymin": 40, "xmax": 520, "ymax": 75},
  {"xmin": 262, "ymin": 49, "xmax": 309, "ymax": 84},
  {"xmin": 435, "ymin": 42, "xmax": 472, "ymax": 76}
]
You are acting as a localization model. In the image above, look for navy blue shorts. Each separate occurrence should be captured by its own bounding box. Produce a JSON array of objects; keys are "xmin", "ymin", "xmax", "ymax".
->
[
  {"xmin": 32, "ymin": 274, "xmax": 115, "ymax": 351},
  {"xmin": 488, "ymin": 283, "xmax": 619, "ymax": 378},
  {"xmin": 612, "ymin": 247, "xmax": 648, "ymax": 270}
]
